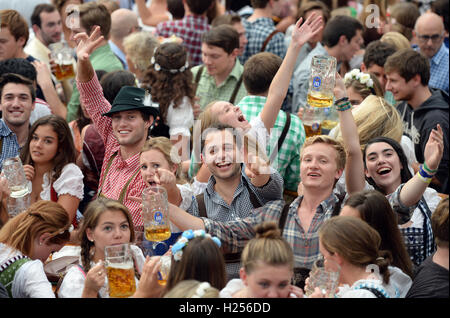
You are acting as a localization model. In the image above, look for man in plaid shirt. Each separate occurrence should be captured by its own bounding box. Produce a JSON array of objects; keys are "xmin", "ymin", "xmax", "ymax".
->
[
  {"xmin": 238, "ymin": 52, "xmax": 305, "ymax": 192},
  {"xmin": 155, "ymin": 0, "xmax": 213, "ymax": 66},
  {"xmin": 75, "ymin": 26, "xmax": 158, "ymax": 229},
  {"xmin": 240, "ymin": 0, "xmax": 287, "ymax": 65}
]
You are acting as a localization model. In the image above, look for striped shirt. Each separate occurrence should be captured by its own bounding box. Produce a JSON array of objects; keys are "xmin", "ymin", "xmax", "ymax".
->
[
  {"xmin": 0, "ymin": 119, "xmax": 21, "ymax": 171},
  {"xmin": 237, "ymin": 95, "xmax": 305, "ymax": 191},
  {"xmin": 156, "ymin": 14, "xmax": 210, "ymax": 67},
  {"xmin": 77, "ymin": 75, "xmax": 147, "ymax": 228},
  {"xmin": 241, "ymin": 17, "xmax": 287, "ymax": 65}
]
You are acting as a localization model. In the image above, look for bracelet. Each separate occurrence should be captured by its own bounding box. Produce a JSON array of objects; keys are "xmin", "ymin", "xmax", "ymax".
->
[
  {"xmin": 416, "ymin": 171, "xmax": 432, "ymax": 184},
  {"xmin": 419, "ymin": 165, "xmax": 434, "ymax": 179},
  {"xmin": 334, "ymin": 97, "xmax": 349, "ymax": 105},
  {"xmin": 336, "ymin": 101, "xmax": 352, "ymax": 111},
  {"xmin": 423, "ymin": 162, "xmax": 437, "ymax": 174}
]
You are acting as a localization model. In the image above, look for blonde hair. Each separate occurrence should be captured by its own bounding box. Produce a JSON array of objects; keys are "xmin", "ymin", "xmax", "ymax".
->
[
  {"xmin": 141, "ymin": 136, "xmax": 186, "ymax": 183},
  {"xmin": 300, "ymin": 135, "xmax": 346, "ymax": 171},
  {"xmin": 0, "ymin": 201, "xmax": 70, "ymax": 257},
  {"xmin": 380, "ymin": 31, "xmax": 411, "ymax": 51},
  {"xmin": 163, "ymin": 280, "xmax": 220, "ymax": 298},
  {"xmin": 241, "ymin": 221, "xmax": 294, "ymax": 274},
  {"xmin": 334, "ymin": 95, "xmax": 403, "ymax": 151},
  {"xmin": 123, "ymin": 31, "xmax": 159, "ymax": 74}
]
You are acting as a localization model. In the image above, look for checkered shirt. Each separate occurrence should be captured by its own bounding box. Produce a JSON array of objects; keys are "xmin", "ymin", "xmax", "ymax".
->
[
  {"xmin": 77, "ymin": 75, "xmax": 148, "ymax": 228},
  {"xmin": 399, "ymin": 199, "xmax": 435, "ymax": 267},
  {"xmin": 241, "ymin": 17, "xmax": 287, "ymax": 65},
  {"xmin": 428, "ymin": 44, "xmax": 449, "ymax": 95},
  {"xmin": 156, "ymin": 14, "xmax": 210, "ymax": 67},
  {"xmin": 191, "ymin": 60, "xmax": 248, "ymax": 110},
  {"xmin": 0, "ymin": 119, "xmax": 21, "ymax": 171},
  {"xmin": 188, "ymin": 168, "xmax": 284, "ymax": 279},
  {"xmin": 237, "ymin": 95, "xmax": 305, "ymax": 191},
  {"xmin": 203, "ymin": 188, "xmax": 345, "ymax": 270}
]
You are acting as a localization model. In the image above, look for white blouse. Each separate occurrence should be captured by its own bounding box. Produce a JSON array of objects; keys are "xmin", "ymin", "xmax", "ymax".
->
[
  {"xmin": 40, "ymin": 163, "xmax": 84, "ymax": 201},
  {"xmin": 0, "ymin": 243, "xmax": 55, "ymax": 298},
  {"xmin": 57, "ymin": 244, "xmax": 145, "ymax": 298},
  {"xmin": 166, "ymin": 96, "xmax": 194, "ymax": 137}
]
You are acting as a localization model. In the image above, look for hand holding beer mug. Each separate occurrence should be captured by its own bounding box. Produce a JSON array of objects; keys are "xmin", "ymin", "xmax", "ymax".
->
[
  {"xmin": 105, "ymin": 243, "xmax": 136, "ymax": 298},
  {"xmin": 142, "ymin": 186, "xmax": 171, "ymax": 255},
  {"xmin": 304, "ymin": 257, "xmax": 340, "ymax": 298},
  {"xmin": 303, "ymin": 55, "xmax": 337, "ymax": 136},
  {"xmin": 2, "ymin": 157, "xmax": 31, "ymax": 217},
  {"xmin": 49, "ymin": 42, "xmax": 75, "ymax": 81},
  {"xmin": 157, "ymin": 254, "xmax": 171, "ymax": 286}
]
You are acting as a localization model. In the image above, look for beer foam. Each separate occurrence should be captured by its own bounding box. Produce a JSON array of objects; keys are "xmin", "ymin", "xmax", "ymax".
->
[{"xmin": 106, "ymin": 261, "xmax": 134, "ymax": 270}]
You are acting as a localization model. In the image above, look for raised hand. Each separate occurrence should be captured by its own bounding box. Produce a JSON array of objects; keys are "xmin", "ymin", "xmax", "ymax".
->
[
  {"xmin": 132, "ymin": 256, "xmax": 165, "ymax": 298},
  {"xmin": 74, "ymin": 25, "xmax": 104, "ymax": 62},
  {"xmin": 83, "ymin": 261, "xmax": 106, "ymax": 297},
  {"xmin": 23, "ymin": 164, "xmax": 35, "ymax": 182},
  {"xmin": 153, "ymin": 168, "xmax": 177, "ymax": 187},
  {"xmin": 244, "ymin": 153, "xmax": 271, "ymax": 179},
  {"xmin": 291, "ymin": 12, "xmax": 323, "ymax": 48},
  {"xmin": 333, "ymin": 72, "xmax": 347, "ymax": 101},
  {"xmin": 423, "ymin": 124, "xmax": 444, "ymax": 171}
]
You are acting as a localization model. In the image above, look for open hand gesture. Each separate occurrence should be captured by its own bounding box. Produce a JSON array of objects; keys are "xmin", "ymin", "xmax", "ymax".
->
[
  {"xmin": 423, "ymin": 124, "xmax": 444, "ymax": 172},
  {"xmin": 333, "ymin": 72, "xmax": 347, "ymax": 101},
  {"xmin": 291, "ymin": 12, "xmax": 323, "ymax": 48},
  {"xmin": 74, "ymin": 25, "xmax": 104, "ymax": 62}
]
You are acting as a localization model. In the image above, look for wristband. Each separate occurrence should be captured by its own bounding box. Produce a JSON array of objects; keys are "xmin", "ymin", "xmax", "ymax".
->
[
  {"xmin": 419, "ymin": 165, "xmax": 434, "ymax": 179},
  {"xmin": 334, "ymin": 97, "xmax": 349, "ymax": 105},
  {"xmin": 336, "ymin": 101, "xmax": 352, "ymax": 111},
  {"xmin": 423, "ymin": 162, "xmax": 437, "ymax": 174},
  {"xmin": 416, "ymin": 171, "xmax": 432, "ymax": 184}
]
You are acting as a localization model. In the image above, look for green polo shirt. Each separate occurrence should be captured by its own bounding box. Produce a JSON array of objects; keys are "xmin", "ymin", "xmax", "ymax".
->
[
  {"xmin": 191, "ymin": 59, "xmax": 248, "ymax": 110},
  {"xmin": 66, "ymin": 44, "xmax": 123, "ymax": 122}
]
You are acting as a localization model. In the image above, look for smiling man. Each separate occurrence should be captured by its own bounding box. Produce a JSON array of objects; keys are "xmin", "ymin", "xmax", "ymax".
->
[
  {"xmin": 191, "ymin": 25, "xmax": 248, "ymax": 111},
  {"xmin": 385, "ymin": 48, "xmax": 449, "ymax": 194},
  {"xmin": 74, "ymin": 26, "xmax": 158, "ymax": 229},
  {"xmin": 0, "ymin": 73, "xmax": 35, "ymax": 170},
  {"xmin": 186, "ymin": 123, "xmax": 283, "ymax": 280}
]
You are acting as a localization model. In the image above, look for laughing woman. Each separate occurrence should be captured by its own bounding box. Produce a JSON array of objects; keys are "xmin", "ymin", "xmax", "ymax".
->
[{"xmin": 20, "ymin": 115, "xmax": 84, "ymax": 227}]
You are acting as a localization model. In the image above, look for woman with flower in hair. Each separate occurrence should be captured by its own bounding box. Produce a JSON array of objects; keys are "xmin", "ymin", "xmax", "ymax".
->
[
  {"xmin": 343, "ymin": 69, "xmax": 384, "ymax": 108},
  {"xmin": 141, "ymin": 42, "xmax": 195, "ymax": 159},
  {"xmin": 163, "ymin": 229, "xmax": 226, "ymax": 294}
]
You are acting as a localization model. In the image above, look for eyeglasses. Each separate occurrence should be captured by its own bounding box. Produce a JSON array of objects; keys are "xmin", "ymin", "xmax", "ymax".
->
[{"xmin": 416, "ymin": 33, "xmax": 443, "ymax": 43}]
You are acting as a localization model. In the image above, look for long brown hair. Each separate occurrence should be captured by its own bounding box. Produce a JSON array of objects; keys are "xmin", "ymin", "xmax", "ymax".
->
[
  {"xmin": 0, "ymin": 201, "xmax": 70, "ymax": 257},
  {"xmin": 344, "ymin": 190, "xmax": 414, "ymax": 278},
  {"xmin": 142, "ymin": 42, "xmax": 195, "ymax": 123},
  {"xmin": 77, "ymin": 197, "xmax": 135, "ymax": 272},
  {"xmin": 319, "ymin": 216, "xmax": 393, "ymax": 284},
  {"xmin": 165, "ymin": 235, "xmax": 227, "ymax": 292},
  {"xmin": 20, "ymin": 115, "xmax": 77, "ymax": 183}
]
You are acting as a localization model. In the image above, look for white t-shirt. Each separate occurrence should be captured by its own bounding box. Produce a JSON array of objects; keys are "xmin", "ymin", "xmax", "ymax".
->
[
  {"xmin": 166, "ymin": 96, "xmax": 194, "ymax": 137},
  {"xmin": 0, "ymin": 243, "xmax": 55, "ymax": 298}
]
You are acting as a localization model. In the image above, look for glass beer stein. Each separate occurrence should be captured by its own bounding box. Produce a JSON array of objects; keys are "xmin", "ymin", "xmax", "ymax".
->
[
  {"xmin": 49, "ymin": 41, "xmax": 75, "ymax": 81},
  {"xmin": 105, "ymin": 243, "xmax": 136, "ymax": 298},
  {"xmin": 2, "ymin": 156, "xmax": 31, "ymax": 217},
  {"xmin": 142, "ymin": 186, "xmax": 171, "ymax": 254},
  {"xmin": 303, "ymin": 55, "xmax": 337, "ymax": 137}
]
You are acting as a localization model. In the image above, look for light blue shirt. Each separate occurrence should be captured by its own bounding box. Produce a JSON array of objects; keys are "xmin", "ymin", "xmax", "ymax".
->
[
  {"xmin": 428, "ymin": 43, "xmax": 449, "ymax": 95},
  {"xmin": 0, "ymin": 119, "xmax": 21, "ymax": 171},
  {"xmin": 108, "ymin": 40, "xmax": 128, "ymax": 70}
]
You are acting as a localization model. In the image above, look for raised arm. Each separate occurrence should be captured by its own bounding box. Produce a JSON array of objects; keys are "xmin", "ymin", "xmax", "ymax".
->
[
  {"xmin": 399, "ymin": 124, "xmax": 444, "ymax": 206},
  {"xmin": 333, "ymin": 74, "xmax": 366, "ymax": 194},
  {"xmin": 260, "ymin": 13, "xmax": 323, "ymax": 131},
  {"xmin": 75, "ymin": 26, "xmax": 105, "ymax": 83}
]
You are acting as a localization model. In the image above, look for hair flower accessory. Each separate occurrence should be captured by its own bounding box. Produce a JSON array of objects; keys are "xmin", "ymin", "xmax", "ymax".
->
[
  {"xmin": 171, "ymin": 229, "xmax": 221, "ymax": 261},
  {"xmin": 191, "ymin": 282, "xmax": 212, "ymax": 298},
  {"xmin": 344, "ymin": 68, "xmax": 374, "ymax": 89}
]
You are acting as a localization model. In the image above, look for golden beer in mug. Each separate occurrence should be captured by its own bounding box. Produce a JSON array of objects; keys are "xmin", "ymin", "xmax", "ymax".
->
[
  {"xmin": 145, "ymin": 225, "xmax": 171, "ymax": 242},
  {"xmin": 307, "ymin": 91, "xmax": 333, "ymax": 108},
  {"xmin": 104, "ymin": 243, "xmax": 136, "ymax": 298},
  {"xmin": 106, "ymin": 263, "xmax": 136, "ymax": 298},
  {"xmin": 53, "ymin": 62, "xmax": 75, "ymax": 81},
  {"xmin": 303, "ymin": 122, "xmax": 322, "ymax": 137}
]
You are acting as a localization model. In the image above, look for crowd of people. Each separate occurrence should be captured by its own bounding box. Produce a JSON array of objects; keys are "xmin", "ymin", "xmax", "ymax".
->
[{"xmin": 0, "ymin": 0, "xmax": 448, "ymax": 299}]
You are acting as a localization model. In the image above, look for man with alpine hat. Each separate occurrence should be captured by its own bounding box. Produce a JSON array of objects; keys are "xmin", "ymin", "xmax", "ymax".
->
[{"xmin": 74, "ymin": 25, "xmax": 158, "ymax": 229}]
